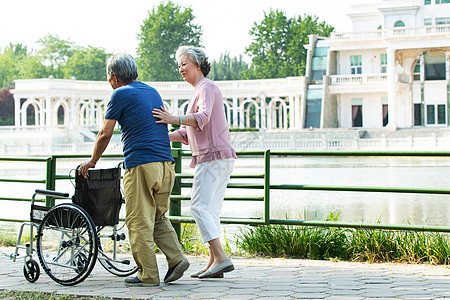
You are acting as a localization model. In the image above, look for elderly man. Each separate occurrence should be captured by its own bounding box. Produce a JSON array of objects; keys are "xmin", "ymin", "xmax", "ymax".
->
[{"xmin": 78, "ymin": 53, "xmax": 189, "ymax": 286}]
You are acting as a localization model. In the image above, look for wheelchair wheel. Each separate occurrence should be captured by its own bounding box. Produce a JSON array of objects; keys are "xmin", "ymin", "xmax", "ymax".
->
[
  {"xmin": 97, "ymin": 223, "xmax": 138, "ymax": 277},
  {"xmin": 23, "ymin": 259, "xmax": 40, "ymax": 283},
  {"xmin": 36, "ymin": 204, "xmax": 98, "ymax": 286}
]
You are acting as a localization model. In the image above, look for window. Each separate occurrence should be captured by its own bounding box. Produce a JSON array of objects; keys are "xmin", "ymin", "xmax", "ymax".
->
[
  {"xmin": 414, "ymin": 104, "xmax": 423, "ymax": 126},
  {"xmin": 393, "ymin": 20, "xmax": 406, "ymax": 35},
  {"xmin": 438, "ymin": 105, "xmax": 446, "ymax": 124},
  {"xmin": 426, "ymin": 105, "xmax": 435, "ymax": 125},
  {"xmin": 352, "ymin": 98, "xmax": 363, "ymax": 127},
  {"xmin": 424, "ymin": 51, "xmax": 446, "ymax": 80},
  {"xmin": 57, "ymin": 106, "xmax": 65, "ymax": 125},
  {"xmin": 380, "ymin": 54, "xmax": 387, "ymax": 73},
  {"xmin": 413, "ymin": 62, "xmax": 420, "ymax": 81},
  {"xmin": 424, "ymin": 18, "xmax": 433, "ymax": 33},
  {"xmin": 436, "ymin": 0, "xmax": 450, "ymax": 4},
  {"xmin": 424, "ymin": 0, "xmax": 431, "ymax": 4},
  {"xmin": 382, "ymin": 105, "xmax": 389, "ymax": 126},
  {"xmin": 426, "ymin": 104, "xmax": 447, "ymax": 125},
  {"xmin": 436, "ymin": 17, "xmax": 450, "ymax": 24},
  {"xmin": 350, "ymin": 55, "xmax": 362, "ymax": 74}
]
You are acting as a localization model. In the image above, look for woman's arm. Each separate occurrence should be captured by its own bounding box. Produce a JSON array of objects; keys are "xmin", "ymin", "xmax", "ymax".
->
[
  {"xmin": 153, "ymin": 106, "xmax": 198, "ymax": 127},
  {"xmin": 169, "ymin": 131, "xmax": 184, "ymax": 142}
]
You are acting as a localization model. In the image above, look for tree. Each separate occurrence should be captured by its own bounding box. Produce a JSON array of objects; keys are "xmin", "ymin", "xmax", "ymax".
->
[
  {"xmin": 137, "ymin": 1, "xmax": 202, "ymax": 81},
  {"xmin": 288, "ymin": 14, "xmax": 335, "ymax": 76},
  {"xmin": 63, "ymin": 46, "xmax": 111, "ymax": 81},
  {"xmin": 209, "ymin": 52, "xmax": 248, "ymax": 81},
  {"xmin": 37, "ymin": 34, "xmax": 75, "ymax": 78},
  {"xmin": 0, "ymin": 89, "xmax": 14, "ymax": 125},
  {"xmin": 0, "ymin": 46, "xmax": 17, "ymax": 89},
  {"xmin": 243, "ymin": 9, "xmax": 293, "ymax": 80},
  {"xmin": 0, "ymin": 43, "xmax": 48, "ymax": 89},
  {"xmin": 243, "ymin": 10, "xmax": 334, "ymax": 79}
]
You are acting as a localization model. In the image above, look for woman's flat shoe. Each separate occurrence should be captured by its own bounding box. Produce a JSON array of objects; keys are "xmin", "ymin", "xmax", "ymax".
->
[
  {"xmin": 191, "ymin": 269, "xmax": 223, "ymax": 278},
  {"xmin": 198, "ymin": 259, "xmax": 234, "ymax": 279}
]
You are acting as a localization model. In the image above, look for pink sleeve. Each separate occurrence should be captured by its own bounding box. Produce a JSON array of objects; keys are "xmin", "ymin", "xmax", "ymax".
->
[
  {"xmin": 191, "ymin": 85, "xmax": 214, "ymax": 131},
  {"xmin": 176, "ymin": 127, "xmax": 189, "ymax": 145}
]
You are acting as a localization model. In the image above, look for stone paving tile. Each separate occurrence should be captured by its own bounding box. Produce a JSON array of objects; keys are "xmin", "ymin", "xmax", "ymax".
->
[
  {"xmin": 329, "ymin": 289, "xmax": 365, "ymax": 296},
  {"xmin": 2, "ymin": 248, "xmax": 450, "ymax": 299},
  {"xmin": 324, "ymin": 296, "xmax": 364, "ymax": 300},
  {"xmin": 290, "ymin": 292, "xmax": 329, "ymax": 299}
]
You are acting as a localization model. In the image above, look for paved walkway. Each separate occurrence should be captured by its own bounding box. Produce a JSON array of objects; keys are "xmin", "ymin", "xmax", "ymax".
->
[{"xmin": 1, "ymin": 247, "xmax": 449, "ymax": 299}]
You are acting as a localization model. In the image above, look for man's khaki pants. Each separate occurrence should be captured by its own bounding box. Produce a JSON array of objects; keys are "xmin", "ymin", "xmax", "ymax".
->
[{"xmin": 123, "ymin": 161, "xmax": 184, "ymax": 284}]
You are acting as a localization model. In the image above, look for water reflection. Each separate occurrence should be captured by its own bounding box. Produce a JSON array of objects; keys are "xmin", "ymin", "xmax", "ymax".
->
[{"xmin": 0, "ymin": 156, "xmax": 449, "ymax": 227}]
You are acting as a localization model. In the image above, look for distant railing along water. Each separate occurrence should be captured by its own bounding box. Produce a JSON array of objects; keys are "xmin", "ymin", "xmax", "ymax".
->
[
  {"xmin": 1, "ymin": 151, "xmax": 450, "ymax": 235},
  {"xmin": 1, "ymin": 135, "xmax": 450, "ymax": 155}
]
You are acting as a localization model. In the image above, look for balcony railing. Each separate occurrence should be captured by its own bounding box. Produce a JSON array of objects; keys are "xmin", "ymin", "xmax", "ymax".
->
[
  {"xmin": 329, "ymin": 73, "xmax": 388, "ymax": 85},
  {"xmin": 331, "ymin": 24, "xmax": 450, "ymax": 41}
]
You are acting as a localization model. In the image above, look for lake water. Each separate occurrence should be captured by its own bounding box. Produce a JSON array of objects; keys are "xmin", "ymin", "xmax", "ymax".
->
[{"xmin": 1, "ymin": 155, "xmax": 449, "ymax": 233}]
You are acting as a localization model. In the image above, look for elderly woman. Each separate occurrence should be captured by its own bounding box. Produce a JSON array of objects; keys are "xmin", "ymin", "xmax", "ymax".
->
[{"xmin": 153, "ymin": 46, "xmax": 236, "ymax": 279}]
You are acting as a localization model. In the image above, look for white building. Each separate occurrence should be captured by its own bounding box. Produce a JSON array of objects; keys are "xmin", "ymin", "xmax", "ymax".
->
[
  {"xmin": 5, "ymin": 0, "xmax": 450, "ymax": 150},
  {"xmin": 313, "ymin": 0, "xmax": 450, "ymax": 130}
]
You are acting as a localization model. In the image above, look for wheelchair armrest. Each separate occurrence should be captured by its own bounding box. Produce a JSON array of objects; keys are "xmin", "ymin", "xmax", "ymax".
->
[{"xmin": 35, "ymin": 189, "xmax": 70, "ymax": 198}]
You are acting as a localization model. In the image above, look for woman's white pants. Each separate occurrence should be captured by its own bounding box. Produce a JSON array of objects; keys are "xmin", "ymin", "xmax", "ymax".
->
[{"xmin": 190, "ymin": 158, "xmax": 234, "ymax": 243}]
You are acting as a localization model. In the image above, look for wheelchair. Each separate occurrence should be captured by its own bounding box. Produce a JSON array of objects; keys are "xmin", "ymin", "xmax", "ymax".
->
[{"xmin": 13, "ymin": 165, "xmax": 138, "ymax": 286}]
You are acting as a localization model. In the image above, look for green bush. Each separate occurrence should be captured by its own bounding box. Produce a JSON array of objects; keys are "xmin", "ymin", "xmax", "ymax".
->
[{"xmin": 235, "ymin": 214, "xmax": 450, "ymax": 264}]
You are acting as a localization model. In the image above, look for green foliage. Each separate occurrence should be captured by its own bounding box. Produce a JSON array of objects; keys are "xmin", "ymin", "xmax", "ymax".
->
[
  {"xmin": 179, "ymin": 223, "xmax": 233, "ymax": 256},
  {"xmin": 137, "ymin": 1, "xmax": 202, "ymax": 81},
  {"xmin": 209, "ymin": 52, "xmax": 248, "ymax": 81},
  {"xmin": 236, "ymin": 219, "xmax": 450, "ymax": 264},
  {"xmin": 179, "ymin": 223, "xmax": 209, "ymax": 255},
  {"xmin": 0, "ymin": 43, "xmax": 47, "ymax": 89},
  {"xmin": 37, "ymin": 34, "xmax": 75, "ymax": 78},
  {"xmin": 0, "ymin": 290, "xmax": 111, "ymax": 300},
  {"xmin": 288, "ymin": 14, "xmax": 334, "ymax": 76},
  {"xmin": 243, "ymin": 10, "xmax": 334, "ymax": 79},
  {"xmin": 0, "ymin": 232, "xmax": 30, "ymax": 247},
  {"xmin": 63, "ymin": 46, "xmax": 111, "ymax": 81},
  {"xmin": 236, "ymin": 224, "xmax": 350, "ymax": 260}
]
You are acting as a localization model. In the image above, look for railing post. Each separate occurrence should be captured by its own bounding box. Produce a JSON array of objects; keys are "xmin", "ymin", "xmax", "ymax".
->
[
  {"xmin": 264, "ymin": 149, "xmax": 270, "ymax": 224},
  {"xmin": 45, "ymin": 156, "xmax": 56, "ymax": 207},
  {"xmin": 170, "ymin": 134, "xmax": 182, "ymax": 240}
]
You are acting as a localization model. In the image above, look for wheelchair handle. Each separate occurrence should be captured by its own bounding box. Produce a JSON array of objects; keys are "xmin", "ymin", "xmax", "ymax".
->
[{"xmin": 34, "ymin": 189, "xmax": 70, "ymax": 198}]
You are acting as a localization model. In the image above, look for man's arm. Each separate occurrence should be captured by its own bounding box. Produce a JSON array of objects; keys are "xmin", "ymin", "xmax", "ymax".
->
[{"xmin": 78, "ymin": 119, "xmax": 116, "ymax": 177}]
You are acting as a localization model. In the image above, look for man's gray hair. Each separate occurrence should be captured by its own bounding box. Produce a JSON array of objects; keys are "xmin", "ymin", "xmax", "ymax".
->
[
  {"xmin": 106, "ymin": 53, "xmax": 138, "ymax": 83},
  {"xmin": 176, "ymin": 46, "xmax": 207, "ymax": 66}
]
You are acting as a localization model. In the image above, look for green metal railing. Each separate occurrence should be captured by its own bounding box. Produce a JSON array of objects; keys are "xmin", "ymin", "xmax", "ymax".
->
[{"xmin": 0, "ymin": 150, "xmax": 449, "ymax": 233}]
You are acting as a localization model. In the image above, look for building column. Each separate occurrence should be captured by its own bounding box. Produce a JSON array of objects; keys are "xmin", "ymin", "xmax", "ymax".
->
[
  {"xmin": 69, "ymin": 97, "xmax": 76, "ymax": 132},
  {"xmin": 232, "ymin": 97, "xmax": 238, "ymax": 129},
  {"xmin": 288, "ymin": 94, "xmax": 294, "ymax": 129},
  {"xmin": 14, "ymin": 94, "xmax": 21, "ymax": 127},
  {"xmin": 260, "ymin": 98, "xmax": 266, "ymax": 130},
  {"xmin": 386, "ymin": 48, "xmax": 397, "ymax": 129},
  {"xmin": 172, "ymin": 98, "xmax": 179, "ymax": 115},
  {"xmin": 44, "ymin": 96, "xmax": 51, "ymax": 129},
  {"xmin": 89, "ymin": 98, "xmax": 95, "ymax": 127},
  {"xmin": 293, "ymin": 94, "xmax": 301, "ymax": 129}
]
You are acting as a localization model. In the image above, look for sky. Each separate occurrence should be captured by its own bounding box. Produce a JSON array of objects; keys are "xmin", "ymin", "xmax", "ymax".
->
[{"xmin": 0, "ymin": 0, "xmax": 360, "ymax": 62}]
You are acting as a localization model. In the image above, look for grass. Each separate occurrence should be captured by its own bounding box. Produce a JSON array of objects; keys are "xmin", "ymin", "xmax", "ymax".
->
[
  {"xmin": 0, "ymin": 232, "xmax": 30, "ymax": 247},
  {"xmin": 0, "ymin": 290, "xmax": 111, "ymax": 300},
  {"xmin": 178, "ymin": 223, "xmax": 234, "ymax": 256},
  {"xmin": 235, "ymin": 214, "xmax": 450, "ymax": 265}
]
